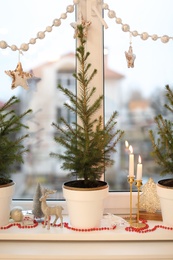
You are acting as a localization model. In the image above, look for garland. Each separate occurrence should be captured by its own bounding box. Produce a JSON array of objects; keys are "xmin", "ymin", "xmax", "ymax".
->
[
  {"xmin": 1, "ymin": 220, "xmax": 173, "ymax": 233},
  {"xmin": 0, "ymin": 0, "xmax": 79, "ymax": 52},
  {"xmin": 0, "ymin": 221, "xmax": 116, "ymax": 231},
  {"xmin": 125, "ymin": 219, "xmax": 173, "ymax": 233},
  {"xmin": 0, "ymin": 220, "xmax": 38, "ymax": 229},
  {"xmin": 0, "ymin": 0, "xmax": 172, "ymax": 53},
  {"xmin": 63, "ymin": 222, "xmax": 117, "ymax": 232},
  {"xmin": 102, "ymin": 2, "xmax": 173, "ymax": 43}
]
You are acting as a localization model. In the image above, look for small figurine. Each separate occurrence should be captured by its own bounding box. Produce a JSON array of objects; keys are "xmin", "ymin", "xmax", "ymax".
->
[
  {"xmin": 39, "ymin": 189, "xmax": 64, "ymax": 230},
  {"xmin": 125, "ymin": 45, "xmax": 136, "ymax": 68},
  {"xmin": 22, "ymin": 211, "xmax": 35, "ymax": 226}
]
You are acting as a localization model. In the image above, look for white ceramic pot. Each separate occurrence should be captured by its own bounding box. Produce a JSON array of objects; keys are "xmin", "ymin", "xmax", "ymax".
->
[
  {"xmin": 63, "ymin": 181, "xmax": 109, "ymax": 229},
  {"xmin": 0, "ymin": 181, "xmax": 15, "ymax": 226},
  {"xmin": 157, "ymin": 179, "xmax": 173, "ymax": 226}
]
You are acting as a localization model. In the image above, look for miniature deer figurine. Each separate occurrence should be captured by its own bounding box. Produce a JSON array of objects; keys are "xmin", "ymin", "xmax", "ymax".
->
[{"xmin": 39, "ymin": 189, "xmax": 64, "ymax": 230}]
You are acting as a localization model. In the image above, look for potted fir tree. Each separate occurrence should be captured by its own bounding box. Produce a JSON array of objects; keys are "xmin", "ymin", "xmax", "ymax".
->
[
  {"xmin": 50, "ymin": 22, "xmax": 124, "ymax": 228},
  {"xmin": 149, "ymin": 84, "xmax": 173, "ymax": 226},
  {"xmin": 0, "ymin": 96, "xmax": 32, "ymax": 226}
]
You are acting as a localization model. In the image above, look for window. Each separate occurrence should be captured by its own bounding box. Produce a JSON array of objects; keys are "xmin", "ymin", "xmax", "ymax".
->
[
  {"xmin": 0, "ymin": 0, "xmax": 173, "ymax": 199},
  {"xmin": 0, "ymin": 0, "xmax": 75, "ymax": 199},
  {"xmin": 56, "ymin": 70, "xmax": 75, "ymax": 124},
  {"xmin": 104, "ymin": 0, "xmax": 173, "ymax": 190}
]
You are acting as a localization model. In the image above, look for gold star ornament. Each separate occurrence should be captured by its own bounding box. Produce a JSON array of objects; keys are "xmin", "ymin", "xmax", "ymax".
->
[{"xmin": 5, "ymin": 62, "xmax": 33, "ymax": 90}]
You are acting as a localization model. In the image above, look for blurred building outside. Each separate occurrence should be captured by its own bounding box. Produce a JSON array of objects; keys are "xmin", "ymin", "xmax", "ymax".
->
[{"xmin": 7, "ymin": 52, "xmax": 161, "ymax": 198}]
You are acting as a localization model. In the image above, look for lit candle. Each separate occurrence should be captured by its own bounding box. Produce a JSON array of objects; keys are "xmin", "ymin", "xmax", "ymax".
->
[
  {"xmin": 125, "ymin": 140, "xmax": 129, "ymax": 151},
  {"xmin": 125, "ymin": 140, "xmax": 129, "ymax": 170},
  {"xmin": 129, "ymin": 145, "xmax": 134, "ymax": 177},
  {"xmin": 136, "ymin": 155, "xmax": 142, "ymax": 180}
]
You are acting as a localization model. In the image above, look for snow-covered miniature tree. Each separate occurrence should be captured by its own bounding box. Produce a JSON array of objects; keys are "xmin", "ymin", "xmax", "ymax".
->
[{"xmin": 140, "ymin": 178, "xmax": 160, "ymax": 213}]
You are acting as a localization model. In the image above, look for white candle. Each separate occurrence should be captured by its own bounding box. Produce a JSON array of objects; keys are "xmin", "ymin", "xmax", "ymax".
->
[
  {"xmin": 136, "ymin": 155, "xmax": 142, "ymax": 180},
  {"xmin": 129, "ymin": 145, "xmax": 134, "ymax": 177}
]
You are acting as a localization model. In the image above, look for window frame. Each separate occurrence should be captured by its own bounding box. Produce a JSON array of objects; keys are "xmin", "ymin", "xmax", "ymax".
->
[{"xmin": 1, "ymin": 2, "xmax": 173, "ymax": 257}]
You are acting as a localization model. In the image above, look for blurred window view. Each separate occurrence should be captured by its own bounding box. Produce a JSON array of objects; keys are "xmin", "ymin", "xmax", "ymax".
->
[
  {"xmin": 0, "ymin": 1, "xmax": 76, "ymax": 198},
  {"xmin": 0, "ymin": 1, "xmax": 173, "ymax": 198},
  {"xmin": 104, "ymin": 0, "xmax": 173, "ymax": 190}
]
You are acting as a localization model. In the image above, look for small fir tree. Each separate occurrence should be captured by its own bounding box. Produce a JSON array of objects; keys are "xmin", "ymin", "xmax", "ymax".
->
[
  {"xmin": 32, "ymin": 183, "xmax": 44, "ymax": 218},
  {"xmin": 149, "ymin": 85, "xmax": 173, "ymax": 177},
  {"xmin": 0, "ymin": 96, "xmax": 32, "ymax": 184},
  {"xmin": 50, "ymin": 22, "xmax": 124, "ymax": 187}
]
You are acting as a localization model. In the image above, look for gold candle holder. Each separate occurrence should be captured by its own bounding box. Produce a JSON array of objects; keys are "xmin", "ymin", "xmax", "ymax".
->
[
  {"xmin": 127, "ymin": 176, "xmax": 135, "ymax": 226},
  {"xmin": 131, "ymin": 179, "xmax": 146, "ymax": 228}
]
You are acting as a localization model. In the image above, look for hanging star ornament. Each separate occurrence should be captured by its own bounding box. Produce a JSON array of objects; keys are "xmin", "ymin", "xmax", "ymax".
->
[
  {"xmin": 5, "ymin": 62, "xmax": 33, "ymax": 90},
  {"xmin": 71, "ymin": 15, "xmax": 91, "ymax": 39},
  {"xmin": 125, "ymin": 45, "xmax": 136, "ymax": 68}
]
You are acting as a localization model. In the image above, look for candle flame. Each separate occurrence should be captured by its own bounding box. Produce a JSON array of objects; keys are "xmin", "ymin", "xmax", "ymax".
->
[
  {"xmin": 129, "ymin": 145, "xmax": 133, "ymax": 154},
  {"xmin": 138, "ymin": 155, "xmax": 141, "ymax": 164},
  {"xmin": 125, "ymin": 140, "xmax": 129, "ymax": 148}
]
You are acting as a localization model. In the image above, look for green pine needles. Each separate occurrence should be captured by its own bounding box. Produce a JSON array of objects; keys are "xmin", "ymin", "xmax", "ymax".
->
[
  {"xmin": 149, "ymin": 85, "xmax": 173, "ymax": 176},
  {"xmin": 0, "ymin": 96, "xmax": 32, "ymax": 184},
  {"xmin": 50, "ymin": 23, "xmax": 124, "ymax": 184}
]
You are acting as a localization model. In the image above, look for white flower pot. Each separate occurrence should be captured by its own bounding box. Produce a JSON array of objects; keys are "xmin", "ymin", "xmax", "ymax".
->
[
  {"xmin": 157, "ymin": 179, "xmax": 173, "ymax": 226},
  {"xmin": 63, "ymin": 181, "xmax": 108, "ymax": 229},
  {"xmin": 0, "ymin": 181, "xmax": 15, "ymax": 226}
]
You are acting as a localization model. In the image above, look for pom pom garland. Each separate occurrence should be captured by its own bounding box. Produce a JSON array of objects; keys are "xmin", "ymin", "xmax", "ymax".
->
[
  {"xmin": 0, "ymin": 2, "xmax": 77, "ymax": 52},
  {"xmin": 102, "ymin": 1, "xmax": 173, "ymax": 43},
  {"xmin": 0, "ymin": 0, "xmax": 173, "ymax": 54}
]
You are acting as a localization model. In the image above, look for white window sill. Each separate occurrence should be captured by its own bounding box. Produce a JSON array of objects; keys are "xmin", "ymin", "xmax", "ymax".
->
[
  {"xmin": 0, "ymin": 193, "xmax": 173, "ymax": 259},
  {"xmin": 0, "ymin": 216, "xmax": 173, "ymax": 241},
  {"xmin": 0, "ymin": 217, "xmax": 173, "ymax": 260}
]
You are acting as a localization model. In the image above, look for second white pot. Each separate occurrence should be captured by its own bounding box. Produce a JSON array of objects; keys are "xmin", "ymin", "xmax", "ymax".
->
[
  {"xmin": 157, "ymin": 179, "xmax": 173, "ymax": 227},
  {"xmin": 63, "ymin": 182, "xmax": 109, "ymax": 229}
]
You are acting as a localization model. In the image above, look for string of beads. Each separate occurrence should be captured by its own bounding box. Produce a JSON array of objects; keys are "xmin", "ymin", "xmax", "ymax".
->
[
  {"xmin": 102, "ymin": 2, "xmax": 173, "ymax": 43},
  {"xmin": 125, "ymin": 219, "xmax": 173, "ymax": 233},
  {"xmin": 0, "ymin": 221, "xmax": 116, "ymax": 231},
  {"xmin": 0, "ymin": 220, "xmax": 38, "ymax": 229},
  {"xmin": 0, "ymin": 0, "xmax": 79, "ymax": 52},
  {"xmin": 0, "ymin": 0, "xmax": 172, "ymax": 54},
  {"xmin": 1, "ymin": 219, "xmax": 173, "ymax": 233},
  {"xmin": 63, "ymin": 222, "xmax": 117, "ymax": 231}
]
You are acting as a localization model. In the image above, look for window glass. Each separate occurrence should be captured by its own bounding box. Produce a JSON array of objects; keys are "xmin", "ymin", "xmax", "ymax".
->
[
  {"xmin": 0, "ymin": 0, "xmax": 75, "ymax": 198},
  {"xmin": 1, "ymin": 1, "xmax": 173, "ymax": 198},
  {"xmin": 104, "ymin": 0, "xmax": 173, "ymax": 190}
]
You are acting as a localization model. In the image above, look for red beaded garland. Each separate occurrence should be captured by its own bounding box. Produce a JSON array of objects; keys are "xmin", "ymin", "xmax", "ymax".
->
[
  {"xmin": 0, "ymin": 219, "xmax": 173, "ymax": 233},
  {"xmin": 63, "ymin": 222, "xmax": 116, "ymax": 232},
  {"xmin": 0, "ymin": 221, "xmax": 116, "ymax": 231},
  {"xmin": 0, "ymin": 220, "xmax": 38, "ymax": 229},
  {"xmin": 125, "ymin": 219, "xmax": 173, "ymax": 233}
]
